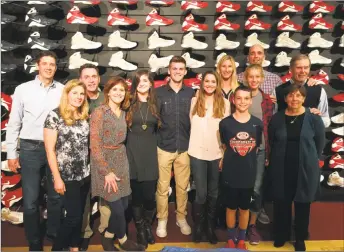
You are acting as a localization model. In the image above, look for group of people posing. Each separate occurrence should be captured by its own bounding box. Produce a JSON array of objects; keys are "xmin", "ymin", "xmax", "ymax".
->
[{"xmin": 6, "ymin": 44, "xmax": 327, "ymax": 252}]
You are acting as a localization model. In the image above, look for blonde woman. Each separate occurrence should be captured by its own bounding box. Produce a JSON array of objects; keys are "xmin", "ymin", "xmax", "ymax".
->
[
  {"xmin": 216, "ymin": 54, "xmax": 242, "ymax": 103},
  {"xmin": 188, "ymin": 71, "xmax": 230, "ymax": 244},
  {"xmin": 44, "ymin": 79, "xmax": 90, "ymax": 251}
]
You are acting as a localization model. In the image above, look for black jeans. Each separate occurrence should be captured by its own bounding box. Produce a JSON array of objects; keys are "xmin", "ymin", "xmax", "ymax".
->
[
  {"xmin": 19, "ymin": 139, "xmax": 62, "ymax": 245},
  {"xmin": 190, "ymin": 156, "xmax": 220, "ymax": 204},
  {"xmin": 273, "ymin": 200, "xmax": 311, "ymax": 241},
  {"xmin": 107, "ymin": 196, "xmax": 129, "ymax": 239},
  {"xmin": 130, "ymin": 179, "xmax": 157, "ymax": 210},
  {"xmin": 52, "ymin": 176, "xmax": 90, "ymax": 250}
]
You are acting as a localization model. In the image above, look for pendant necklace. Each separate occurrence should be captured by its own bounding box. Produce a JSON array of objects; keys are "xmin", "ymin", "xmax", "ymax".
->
[
  {"xmin": 290, "ymin": 115, "xmax": 299, "ymax": 124},
  {"xmin": 139, "ymin": 103, "xmax": 149, "ymax": 130}
]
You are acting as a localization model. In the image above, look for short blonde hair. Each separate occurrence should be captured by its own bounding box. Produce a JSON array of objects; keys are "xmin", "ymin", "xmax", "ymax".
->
[
  {"xmin": 216, "ymin": 54, "xmax": 240, "ymax": 92},
  {"xmin": 244, "ymin": 64, "xmax": 265, "ymax": 85},
  {"xmin": 59, "ymin": 79, "xmax": 89, "ymax": 126}
]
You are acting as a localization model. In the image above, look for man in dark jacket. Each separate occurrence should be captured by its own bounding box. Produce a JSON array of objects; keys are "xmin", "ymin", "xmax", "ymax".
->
[{"xmin": 273, "ymin": 54, "xmax": 330, "ymax": 127}]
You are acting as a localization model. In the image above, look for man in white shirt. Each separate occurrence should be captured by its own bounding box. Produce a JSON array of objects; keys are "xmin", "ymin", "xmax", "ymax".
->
[{"xmin": 6, "ymin": 51, "xmax": 64, "ymax": 251}]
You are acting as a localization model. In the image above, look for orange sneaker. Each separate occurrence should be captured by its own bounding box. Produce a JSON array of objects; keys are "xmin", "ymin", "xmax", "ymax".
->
[
  {"xmin": 237, "ymin": 240, "xmax": 247, "ymax": 250},
  {"xmin": 225, "ymin": 239, "xmax": 236, "ymax": 248}
]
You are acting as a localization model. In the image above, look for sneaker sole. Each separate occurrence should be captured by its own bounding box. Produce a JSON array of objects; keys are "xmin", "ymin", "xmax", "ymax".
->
[
  {"xmin": 327, "ymin": 182, "xmax": 344, "ymax": 187},
  {"xmin": 249, "ymin": 241, "xmax": 260, "ymax": 245},
  {"xmin": 156, "ymin": 231, "xmax": 167, "ymax": 238}
]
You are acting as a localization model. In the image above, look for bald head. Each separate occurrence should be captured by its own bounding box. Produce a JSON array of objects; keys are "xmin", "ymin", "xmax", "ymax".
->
[{"xmin": 248, "ymin": 44, "xmax": 265, "ymax": 66}]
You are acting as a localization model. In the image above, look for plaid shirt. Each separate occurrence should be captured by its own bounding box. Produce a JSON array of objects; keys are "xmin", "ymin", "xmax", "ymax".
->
[
  {"xmin": 238, "ymin": 70, "xmax": 282, "ymax": 95},
  {"xmin": 259, "ymin": 89, "xmax": 274, "ymax": 159}
]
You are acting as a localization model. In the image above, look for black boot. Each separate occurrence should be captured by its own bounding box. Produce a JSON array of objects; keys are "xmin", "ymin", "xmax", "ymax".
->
[
  {"xmin": 192, "ymin": 202, "xmax": 205, "ymax": 243},
  {"xmin": 101, "ymin": 234, "xmax": 119, "ymax": 251},
  {"xmin": 294, "ymin": 240, "xmax": 306, "ymax": 251},
  {"xmin": 119, "ymin": 239, "xmax": 145, "ymax": 251},
  {"xmin": 143, "ymin": 209, "xmax": 156, "ymax": 244},
  {"xmin": 206, "ymin": 197, "xmax": 218, "ymax": 244},
  {"xmin": 132, "ymin": 206, "xmax": 148, "ymax": 248}
]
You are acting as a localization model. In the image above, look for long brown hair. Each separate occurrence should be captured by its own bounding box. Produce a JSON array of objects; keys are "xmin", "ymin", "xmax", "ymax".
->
[
  {"xmin": 192, "ymin": 71, "xmax": 225, "ymax": 119},
  {"xmin": 126, "ymin": 70, "xmax": 161, "ymax": 127},
  {"xmin": 59, "ymin": 79, "xmax": 89, "ymax": 126},
  {"xmin": 103, "ymin": 76, "xmax": 130, "ymax": 110}
]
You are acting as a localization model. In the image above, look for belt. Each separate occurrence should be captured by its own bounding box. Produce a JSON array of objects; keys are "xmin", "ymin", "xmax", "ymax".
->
[
  {"xmin": 20, "ymin": 139, "xmax": 44, "ymax": 145},
  {"xmin": 103, "ymin": 144, "xmax": 123, "ymax": 150}
]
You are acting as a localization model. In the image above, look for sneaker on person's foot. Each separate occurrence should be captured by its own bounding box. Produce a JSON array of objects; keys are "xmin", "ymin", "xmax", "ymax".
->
[
  {"xmin": 176, "ymin": 218, "xmax": 191, "ymax": 235},
  {"xmin": 247, "ymin": 224, "xmax": 261, "ymax": 245},
  {"xmin": 225, "ymin": 239, "xmax": 236, "ymax": 248},
  {"xmin": 258, "ymin": 208, "xmax": 270, "ymax": 224},
  {"xmin": 236, "ymin": 240, "xmax": 247, "ymax": 250},
  {"xmin": 156, "ymin": 219, "xmax": 167, "ymax": 238}
]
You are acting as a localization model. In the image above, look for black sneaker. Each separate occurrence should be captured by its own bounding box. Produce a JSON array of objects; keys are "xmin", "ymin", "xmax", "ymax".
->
[
  {"xmin": 1, "ymin": 13, "xmax": 16, "ymax": 25},
  {"xmin": 25, "ymin": 7, "xmax": 58, "ymax": 27},
  {"xmin": 27, "ymin": 31, "xmax": 60, "ymax": 50},
  {"xmin": 1, "ymin": 40, "xmax": 21, "ymax": 52},
  {"xmin": 24, "ymin": 55, "xmax": 38, "ymax": 74},
  {"xmin": 294, "ymin": 240, "xmax": 306, "ymax": 251},
  {"xmin": 1, "ymin": 64, "xmax": 17, "ymax": 74}
]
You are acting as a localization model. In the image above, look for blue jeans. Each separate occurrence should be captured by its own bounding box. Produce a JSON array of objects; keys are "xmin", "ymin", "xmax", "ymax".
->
[
  {"xmin": 250, "ymin": 146, "xmax": 266, "ymax": 213},
  {"xmin": 19, "ymin": 139, "xmax": 62, "ymax": 244},
  {"xmin": 190, "ymin": 156, "xmax": 220, "ymax": 204}
]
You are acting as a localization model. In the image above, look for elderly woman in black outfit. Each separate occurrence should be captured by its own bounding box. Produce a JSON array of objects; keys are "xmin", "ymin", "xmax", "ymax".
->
[
  {"xmin": 126, "ymin": 70, "xmax": 159, "ymax": 249},
  {"xmin": 268, "ymin": 84, "xmax": 325, "ymax": 251}
]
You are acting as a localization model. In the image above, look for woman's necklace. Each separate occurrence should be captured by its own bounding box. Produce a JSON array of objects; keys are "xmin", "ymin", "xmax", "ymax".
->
[
  {"xmin": 290, "ymin": 115, "xmax": 299, "ymax": 124},
  {"xmin": 139, "ymin": 103, "xmax": 149, "ymax": 130}
]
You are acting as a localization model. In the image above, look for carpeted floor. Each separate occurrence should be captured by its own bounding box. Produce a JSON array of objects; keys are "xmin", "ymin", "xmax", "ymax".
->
[{"xmin": 1, "ymin": 202, "xmax": 343, "ymax": 248}]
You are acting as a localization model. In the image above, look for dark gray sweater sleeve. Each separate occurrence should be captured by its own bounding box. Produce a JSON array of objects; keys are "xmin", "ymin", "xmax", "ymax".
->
[{"xmin": 312, "ymin": 114, "xmax": 325, "ymax": 157}]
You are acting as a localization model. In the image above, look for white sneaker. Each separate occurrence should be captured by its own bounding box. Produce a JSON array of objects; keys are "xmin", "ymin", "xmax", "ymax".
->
[
  {"xmin": 148, "ymin": 31, "xmax": 175, "ymax": 49},
  {"xmin": 215, "ymin": 34, "xmax": 240, "ymax": 50},
  {"xmin": 275, "ymin": 51, "xmax": 291, "ymax": 67},
  {"xmin": 327, "ymin": 172, "xmax": 344, "ymax": 187},
  {"xmin": 156, "ymin": 219, "xmax": 167, "ymax": 238},
  {"xmin": 148, "ymin": 53, "xmax": 173, "ymax": 72},
  {"xmin": 340, "ymin": 34, "xmax": 344, "ymax": 48},
  {"xmin": 182, "ymin": 52, "xmax": 205, "ymax": 68},
  {"xmin": 176, "ymin": 218, "xmax": 191, "ymax": 235},
  {"xmin": 1, "ymin": 160, "xmax": 10, "ymax": 172},
  {"xmin": 215, "ymin": 52, "xmax": 239, "ymax": 67},
  {"xmin": 332, "ymin": 126, "xmax": 344, "ymax": 136},
  {"xmin": 331, "ymin": 113, "xmax": 344, "ymax": 124},
  {"xmin": 71, "ymin": 32, "xmax": 102, "ymax": 50},
  {"xmin": 1, "ymin": 141, "xmax": 6, "ymax": 153},
  {"xmin": 181, "ymin": 32, "xmax": 208, "ymax": 49},
  {"xmin": 1, "ymin": 208, "xmax": 23, "ymax": 225},
  {"xmin": 245, "ymin": 33, "xmax": 269, "ymax": 49},
  {"xmin": 320, "ymin": 175, "xmax": 324, "ymax": 182},
  {"xmin": 24, "ymin": 55, "xmax": 37, "ymax": 73},
  {"xmin": 275, "ymin": 32, "xmax": 300, "ymax": 49},
  {"xmin": 308, "ymin": 32, "xmax": 333, "ymax": 48},
  {"xmin": 69, "ymin": 52, "xmax": 98, "ymax": 70},
  {"xmin": 108, "ymin": 30, "xmax": 137, "ymax": 49},
  {"xmin": 109, "ymin": 51, "xmax": 137, "ymax": 71},
  {"xmin": 309, "ymin": 50, "xmax": 332, "ymax": 65}
]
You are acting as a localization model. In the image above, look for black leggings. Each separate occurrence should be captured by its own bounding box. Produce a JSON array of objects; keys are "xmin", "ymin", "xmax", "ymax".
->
[
  {"xmin": 130, "ymin": 179, "xmax": 157, "ymax": 210},
  {"xmin": 273, "ymin": 200, "xmax": 311, "ymax": 241},
  {"xmin": 52, "ymin": 177, "xmax": 90, "ymax": 250},
  {"xmin": 107, "ymin": 196, "xmax": 129, "ymax": 239}
]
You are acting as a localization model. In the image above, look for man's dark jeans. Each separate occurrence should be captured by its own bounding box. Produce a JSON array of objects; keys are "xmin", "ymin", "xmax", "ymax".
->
[{"xmin": 19, "ymin": 139, "xmax": 62, "ymax": 245}]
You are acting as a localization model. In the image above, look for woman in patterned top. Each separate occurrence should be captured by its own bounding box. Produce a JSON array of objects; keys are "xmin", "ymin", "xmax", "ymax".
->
[
  {"xmin": 90, "ymin": 76, "xmax": 145, "ymax": 251},
  {"xmin": 44, "ymin": 79, "xmax": 90, "ymax": 251}
]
